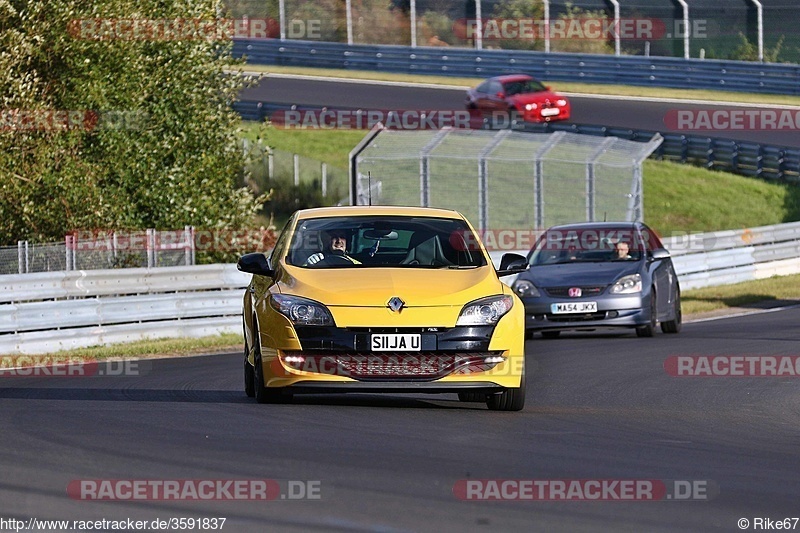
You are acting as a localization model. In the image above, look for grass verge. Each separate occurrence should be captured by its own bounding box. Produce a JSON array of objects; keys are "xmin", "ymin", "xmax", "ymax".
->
[{"xmin": 241, "ymin": 64, "xmax": 800, "ymax": 107}]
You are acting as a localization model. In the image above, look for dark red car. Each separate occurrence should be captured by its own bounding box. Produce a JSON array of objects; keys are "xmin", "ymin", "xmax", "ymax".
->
[{"xmin": 466, "ymin": 74, "xmax": 571, "ymax": 123}]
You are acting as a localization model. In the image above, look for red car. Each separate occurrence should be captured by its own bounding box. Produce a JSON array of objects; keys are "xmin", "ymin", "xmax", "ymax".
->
[{"xmin": 466, "ymin": 74, "xmax": 571, "ymax": 124}]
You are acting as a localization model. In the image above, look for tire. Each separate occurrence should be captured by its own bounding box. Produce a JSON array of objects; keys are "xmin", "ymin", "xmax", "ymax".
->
[
  {"xmin": 541, "ymin": 330, "xmax": 561, "ymax": 339},
  {"xmin": 244, "ymin": 342, "xmax": 255, "ymax": 398},
  {"xmin": 252, "ymin": 333, "xmax": 292, "ymax": 404},
  {"xmin": 486, "ymin": 367, "xmax": 526, "ymax": 412},
  {"xmin": 458, "ymin": 392, "xmax": 486, "ymax": 403},
  {"xmin": 660, "ymin": 290, "xmax": 682, "ymax": 334},
  {"xmin": 635, "ymin": 290, "xmax": 657, "ymax": 338}
]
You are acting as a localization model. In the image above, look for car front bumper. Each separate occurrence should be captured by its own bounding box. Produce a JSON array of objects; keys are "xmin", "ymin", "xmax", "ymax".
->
[{"xmin": 522, "ymin": 294, "xmax": 649, "ymax": 331}]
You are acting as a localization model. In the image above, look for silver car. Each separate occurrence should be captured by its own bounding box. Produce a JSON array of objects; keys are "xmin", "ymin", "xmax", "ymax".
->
[{"xmin": 511, "ymin": 222, "xmax": 681, "ymax": 338}]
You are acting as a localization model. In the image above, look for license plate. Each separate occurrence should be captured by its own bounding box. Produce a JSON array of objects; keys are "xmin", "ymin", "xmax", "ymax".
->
[
  {"xmin": 541, "ymin": 108, "xmax": 560, "ymax": 117},
  {"xmin": 371, "ymin": 334, "xmax": 421, "ymax": 352},
  {"xmin": 551, "ymin": 302, "xmax": 598, "ymax": 314}
]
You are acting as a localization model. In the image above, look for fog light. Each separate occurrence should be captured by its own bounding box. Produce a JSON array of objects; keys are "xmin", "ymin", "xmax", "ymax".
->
[
  {"xmin": 283, "ymin": 355, "xmax": 305, "ymax": 364},
  {"xmin": 484, "ymin": 356, "xmax": 505, "ymax": 364}
]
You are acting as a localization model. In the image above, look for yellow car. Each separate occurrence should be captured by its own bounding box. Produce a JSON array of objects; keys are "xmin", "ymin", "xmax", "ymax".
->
[{"xmin": 237, "ymin": 206, "xmax": 528, "ymax": 411}]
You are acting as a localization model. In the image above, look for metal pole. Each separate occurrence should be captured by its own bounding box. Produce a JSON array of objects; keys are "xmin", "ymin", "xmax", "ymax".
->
[
  {"xmin": 346, "ymin": 0, "xmax": 353, "ymax": 45},
  {"xmin": 543, "ymin": 0, "xmax": 550, "ymax": 53},
  {"xmin": 749, "ymin": 0, "xmax": 764, "ymax": 62},
  {"xmin": 419, "ymin": 128, "xmax": 452, "ymax": 208},
  {"xmin": 268, "ymin": 148, "xmax": 274, "ymax": 179},
  {"xmin": 676, "ymin": 0, "xmax": 689, "ymax": 59},
  {"xmin": 586, "ymin": 138, "xmax": 617, "ymax": 222},
  {"xmin": 410, "ymin": 0, "xmax": 417, "ymax": 48},
  {"xmin": 279, "ymin": 0, "xmax": 286, "ymax": 41},
  {"xmin": 474, "ymin": 0, "xmax": 482, "ymax": 50},
  {"xmin": 609, "ymin": 0, "xmax": 620, "ymax": 56},
  {"xmin": 17, "ymin": 241, "xmax": 23, "ymax": 274},
  {"xmin": 321, "ymin": 163, "xmax": 328, "ymax": 197},
  {"xmin": 293, "ymin": 154, "xmax": 300, "ymax": 186},
  {"xmin": 24, "ymin": 241, "xmax": 29, "ymax": 273},
  {"xmin": 146, "ymin": 229, "xmax": 155, "ymax": 268},
  {"xmin": 65, "ymin": 235, "xmax": 72, "ymax": 271}
]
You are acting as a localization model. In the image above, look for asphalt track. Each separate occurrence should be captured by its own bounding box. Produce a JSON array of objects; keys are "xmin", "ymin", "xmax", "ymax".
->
[
  {"xmin": 239, "ymin": 76, "xmax": 800, "ymax": 148},
  {"xmin": 2, "ymin": 308, "xmax": 800, "ymax": 531}
]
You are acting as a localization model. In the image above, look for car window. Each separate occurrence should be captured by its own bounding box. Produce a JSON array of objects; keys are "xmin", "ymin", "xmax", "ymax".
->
[
  {"xmin": 476, "ymin": 81, "xmax": 491, "ymax": 93},
  {"xmin": 286, "ymin": 215, "xmax": 488, "ymax": 269},
  {"xmin": 488, "ymin": 81, "xmax": 504, "ymax": 94},
  {"xmin": 640, "ymin": 224, "xmax": 665, "ymax": 251},
  {"xmin": 529, "ymin": 227, "xmax": 644, "ymax": 265},
  {"xmin": 269, "ymin": 218, "xmax": 293, "ymax": 268},
  {"xmin": 503, "ymin": 79, "xmax": 546, "ymax": 96}
]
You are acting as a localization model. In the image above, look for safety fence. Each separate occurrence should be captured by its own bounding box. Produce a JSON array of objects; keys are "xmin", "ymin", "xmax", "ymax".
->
[
  {"xmin": 3, "ymin": 220, "xmax": 800, "ymax": 354},
  {"xmin": 233, "ymin": 101, "xmax": 800, "ymax": 184},
  {"xmin": 0, "ymin": 265, "xmax": 249, "ymax": 355},
  {"xmin": 233, "ymin": 39, "xmax": 800, "ymax": 95}
]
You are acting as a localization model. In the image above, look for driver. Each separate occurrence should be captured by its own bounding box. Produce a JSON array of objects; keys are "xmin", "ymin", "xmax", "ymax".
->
[{"xmin": 305, "ymin": 229, "xmax": 361, "ymax": 266}]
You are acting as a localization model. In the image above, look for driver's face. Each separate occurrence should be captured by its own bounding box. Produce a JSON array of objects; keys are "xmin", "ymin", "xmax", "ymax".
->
[{"xmin": 330, "ymin": 232, "xmax": 346, "ymax": 252}]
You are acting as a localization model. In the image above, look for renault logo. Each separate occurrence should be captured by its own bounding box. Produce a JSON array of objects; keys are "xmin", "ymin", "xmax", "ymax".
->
[{"xmin": 387, "ymin": 297, "xmax": 405, "ymax": 312}]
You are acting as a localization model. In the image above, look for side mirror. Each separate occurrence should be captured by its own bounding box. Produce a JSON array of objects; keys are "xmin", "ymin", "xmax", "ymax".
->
[
  {"xmin": 237, "ymin": 253, "xmax": 274, "ymax": 277},
  {"xmin": 497, "ymin": 253, "xmax": 528, "ymax": 277},
  {"xmin": 649, "ymin": 248, "xmax": 671, "ymax": 260}
]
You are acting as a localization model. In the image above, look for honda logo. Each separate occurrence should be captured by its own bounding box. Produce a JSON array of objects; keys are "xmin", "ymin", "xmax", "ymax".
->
[{"xmin": 568, "ymin": 287, "xmax": 582, "ymax": 298}]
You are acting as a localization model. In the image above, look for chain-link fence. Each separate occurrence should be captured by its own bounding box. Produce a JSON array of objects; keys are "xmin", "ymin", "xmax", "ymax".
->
[
  {"xmin": 224, "ymin": 0, "xmax": 799, "ymax": 62},
  {"xmin": 0, "ymin": 229, "xmax": 197, "ymax": 275},
  {"xmin": 351, "ymin": 128, "xmax": 662, "ymax": 233}
]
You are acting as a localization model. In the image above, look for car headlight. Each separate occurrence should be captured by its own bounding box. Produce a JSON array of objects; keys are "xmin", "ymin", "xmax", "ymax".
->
[
  {"xmin": 456, "ymin": 295, "xmax": 513, "ymax": 326},
  {"xmin": 512, "ymin": 279, "xmax": 541, "ymax": 298},
  {"xmin": 525, "ymin": 103, "xmax": 537, "ymax": 111},
  {"xmin": 556, "ymin": 99, "xmax": 567, "ymax": 106},
  {"xmin": 609, "ymin": 274, "xmax": 642, "ymax": 294},
  {"xmin": 270, "ymin": 294, "xmax": 334, "ymax": 326}
]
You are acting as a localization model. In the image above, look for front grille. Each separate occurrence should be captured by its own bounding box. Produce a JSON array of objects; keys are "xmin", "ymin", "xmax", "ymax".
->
[
  {"xmin": 281, "ymin": 352, "xmax": 502, "ymax": 381},
  {"xmin": 545, "ymin": 286, "xmax": 606, "ymax": 297},
  {"xmin": 546, "ymin": 312, "xmax": 607, "ymax": 322}
]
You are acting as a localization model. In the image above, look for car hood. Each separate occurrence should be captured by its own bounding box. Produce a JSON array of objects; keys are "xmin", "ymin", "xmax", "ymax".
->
[
  {"xmin": 523, "ymin": 262, "xmax": 641, "ymax": 287},
  {"xmin": 508, "ymin": 91, "xmax": 562, "ymax": 105},
  {"xmin": 280, "ymin": 265, "xmax": 506, "ymax": 307}
]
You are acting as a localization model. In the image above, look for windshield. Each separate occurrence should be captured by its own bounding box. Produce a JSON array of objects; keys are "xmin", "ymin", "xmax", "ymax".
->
[
  {"xmin": 529, "ymin": 227, "xmax": 644, "ymax": 266},
  {"xmin": 286, "ymin": 215, "xmax": 488, "ymax": 269},
  {"xmin": 503, "ymin": 79, "xmax": 547, "ymax": 96}
]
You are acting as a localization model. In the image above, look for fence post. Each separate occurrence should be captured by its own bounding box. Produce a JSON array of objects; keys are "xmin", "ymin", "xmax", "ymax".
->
[
  {"xmin": 321, "ymin": 163, "xmax": 328, "ymax": 197},
  {"xmin": 474, "ymin": 0, "xmax": 482, "ymax": 50},
  {"xmin": 268, "ymin": 147, "xmax": 274, "ymax": 179},
  {"xmin": 65, "ymin": 235, "xmax": 72, "ymax": 271},
  {"xmin": 293, "ymin": 153, "xmax": 300, "ymax": 186},
  {"xmin": 146, "ymin": 228, "xmax": 156, "ymax": 268},
  {"xmin": 587, "ymin": 138, "xmax": 617, "ymax": 222},
  {"xmin": 184, "ymin": 225, "xmax": 192, "ymax": 266},
  {"xmin": 279, "ymin": 0, "xmax": 286, "ymax": 41},
  {"xmin": 410, "ymin": 0, "xmax": 417, "ymax": 48}
]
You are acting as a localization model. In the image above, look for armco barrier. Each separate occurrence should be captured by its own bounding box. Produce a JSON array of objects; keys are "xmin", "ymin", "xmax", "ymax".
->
[
  {"xmin": 3, "ymin": 222, "xmax": 800, "ymax": 355},
  {"xmin": 232, "ymin": 101, "xmax": 800, "ymax": 183},
  {"xmin": 0, "ymin": 265, "xmax": 250, "ymax": 355},
  {"xmin": 233, "ymin": 39, "xmax": 800, "ymax": 96}
]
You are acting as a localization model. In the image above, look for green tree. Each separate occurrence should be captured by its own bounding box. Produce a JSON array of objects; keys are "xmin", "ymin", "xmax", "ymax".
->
[
  {"xmin": 0, "ymin": 0, "xmax": 267, "ymax": 246},
  {"xmin": 730, "ymin": 32, "xmax": 784, "ymax": 63}
]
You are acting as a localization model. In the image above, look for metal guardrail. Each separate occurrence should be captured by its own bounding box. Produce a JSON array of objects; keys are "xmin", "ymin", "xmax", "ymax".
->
[
  {"xmin": 233, "ymin": 100, "xmax": 800, "ymax": 183},
  {"xmin": 233, "ymin": 39, "xmax": 800, "ymax": 96},
  {"xmin": 3, "ymin": 221, "xmax": 800, "ymax": 354},
  {"xmin": 0, "ymin": 265, "xmax": 250, "ymax": 355}
]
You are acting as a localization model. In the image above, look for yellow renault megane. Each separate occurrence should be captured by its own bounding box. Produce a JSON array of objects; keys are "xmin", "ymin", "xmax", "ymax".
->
[{"xmin": 237, "ymin": 206, "xmax": 529, "ymax": 411}]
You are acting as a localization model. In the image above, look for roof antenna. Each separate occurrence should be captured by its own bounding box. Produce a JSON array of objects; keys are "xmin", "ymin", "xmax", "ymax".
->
[
  {"xmin": 603, "ymin": 211, "xmax": 607, "ymax": 222},
  {"xmin": 368, "ymin": 171, "xmax": 372, "ymax": 206}
]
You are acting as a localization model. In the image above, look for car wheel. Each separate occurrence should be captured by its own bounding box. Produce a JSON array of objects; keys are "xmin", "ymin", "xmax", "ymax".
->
[
  {"xmin": 244, "ymin": 341, "xmax": 255, "ymax": 398},
  {"xmin": 635, "ymin": 290, "xmax": 657, "ymax": 338},
  {"xmin": 486, "ymin": 368, "xmax": 526, "ymax": 411},
  {"xmin": 458, "ymin": 392, "xmax": 486, "ymax": 402},
  {"xmin": 252, "ymin": 333, "xmax": 292, "ymax": 404},
  {"xmin": 541, "ymin": 331, "xmax": 561, "ymax": 339},
  {"xmin": 661, "ymin": 290, "xmax": 682, "ymax": 334}
]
